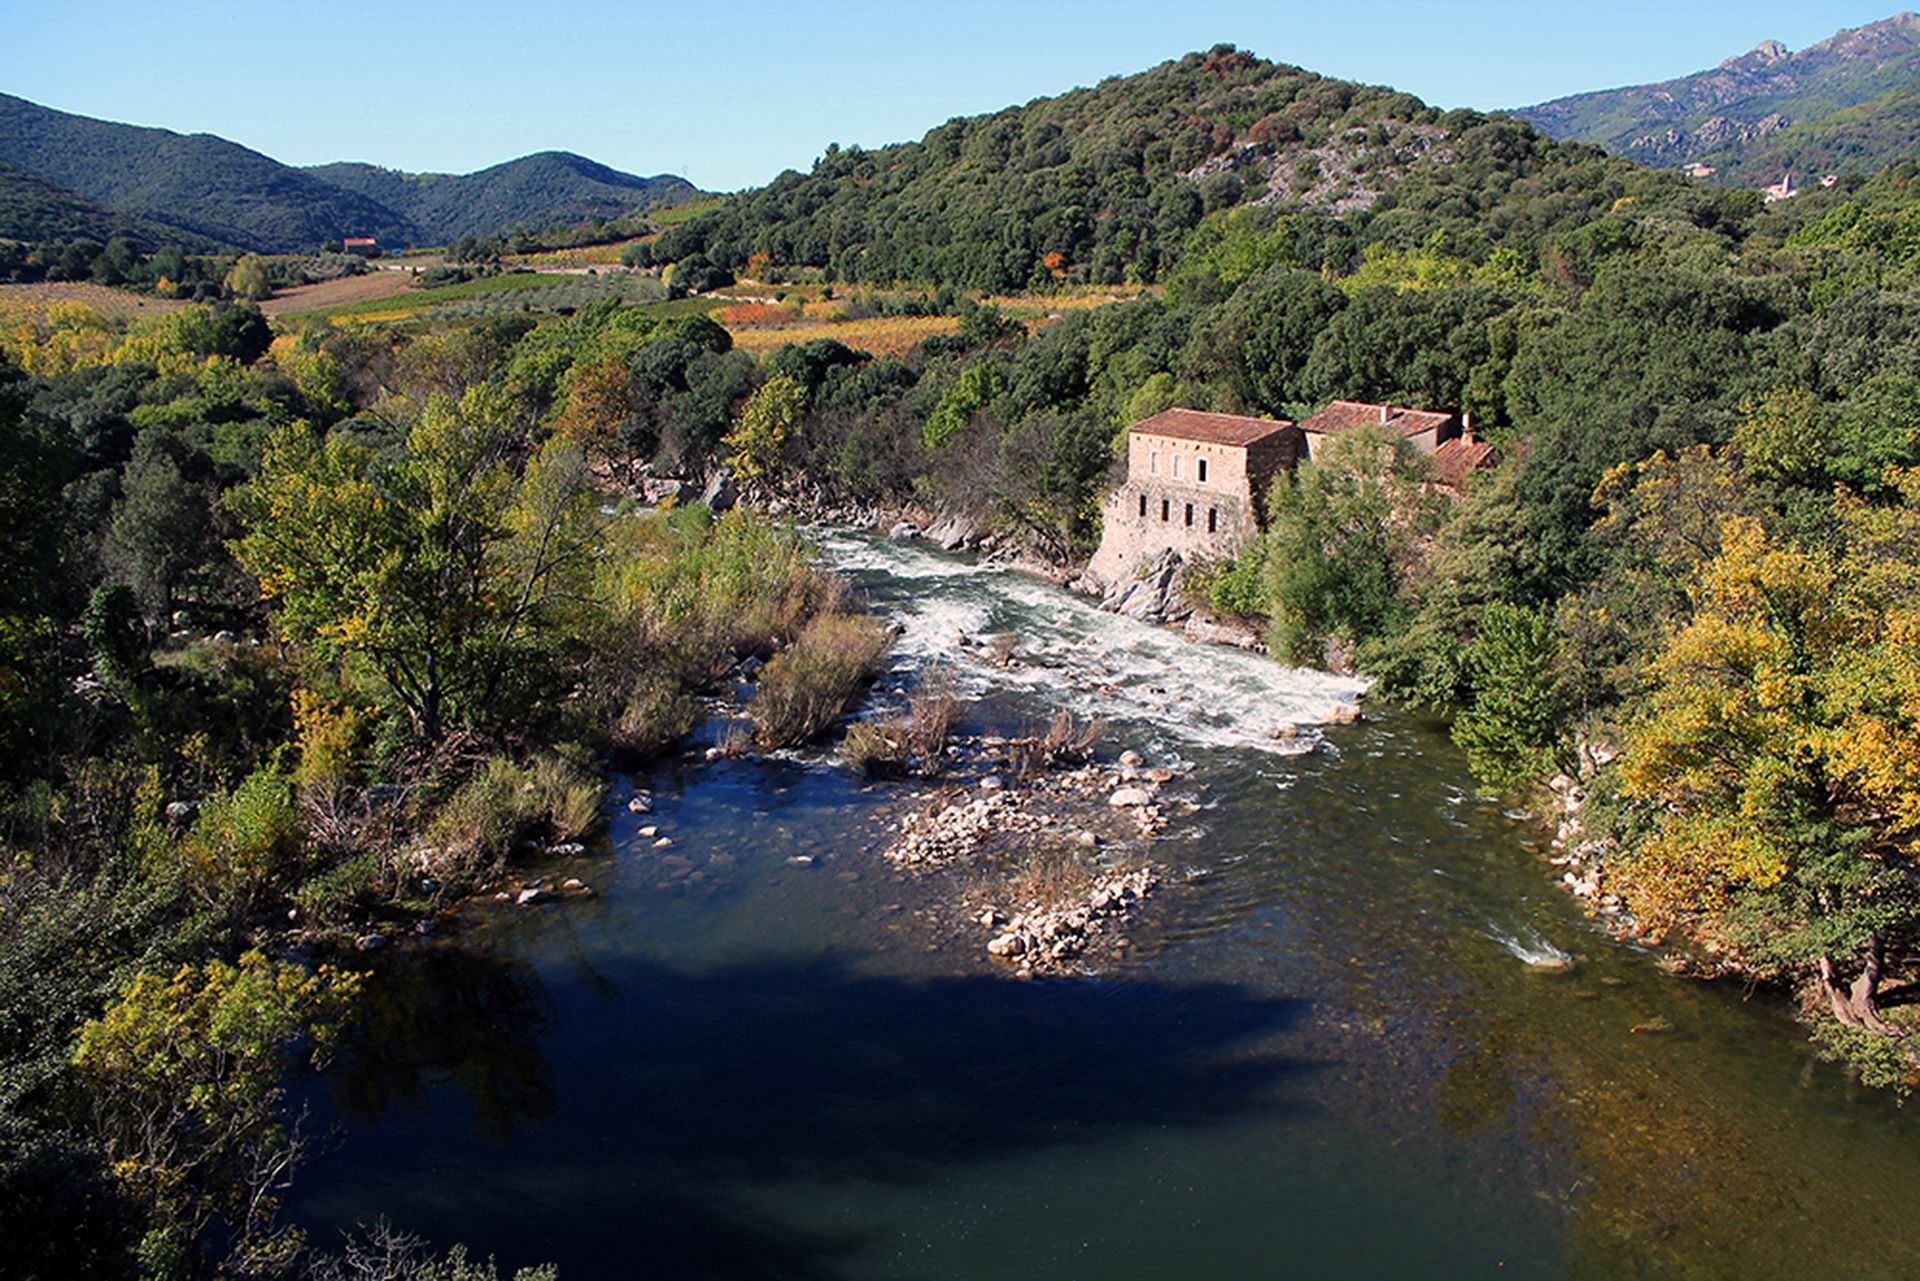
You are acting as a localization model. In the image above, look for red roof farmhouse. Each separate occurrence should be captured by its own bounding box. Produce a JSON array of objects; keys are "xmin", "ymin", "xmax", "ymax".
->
[{"xmin": 1086, "ymin": 401, "xmax": 1496, "ymax": 593}]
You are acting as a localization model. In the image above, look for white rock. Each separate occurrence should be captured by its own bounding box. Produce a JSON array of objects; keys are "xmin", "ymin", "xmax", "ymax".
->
[{"xmin": 1109, "ymin": 786, "xmax": 1151, "ymax": 808}]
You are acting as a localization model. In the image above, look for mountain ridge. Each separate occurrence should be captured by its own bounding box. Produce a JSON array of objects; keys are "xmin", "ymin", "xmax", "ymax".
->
[
  {"xmin": 0, "ymin": 93, "xmax": 701, "ymax": 252},
  {"xmin": 1514, "ymin": 12, "xmax": 1920, "ymax": 176}
]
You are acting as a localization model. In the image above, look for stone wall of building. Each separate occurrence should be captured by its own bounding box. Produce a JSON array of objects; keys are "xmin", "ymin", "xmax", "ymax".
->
[{"xmin": 1085, "ymin": 424, "xmax": 1301, "ymax": 591}]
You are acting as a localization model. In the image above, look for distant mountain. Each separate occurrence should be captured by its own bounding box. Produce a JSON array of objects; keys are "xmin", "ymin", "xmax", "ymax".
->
[
  {"xmin": 0, "ymin": 93, "xmax": 413, "ymax": 252},
  {"xmin": 0, "ymin": 93, "xmax": 702, "ymax": 252},
  {"xmin": 1690, "ymin": 79, "xmax": 1920, "ymax": 185},
  {"xmin": 305, "ymin": 152, "xmax": 698, "ymax": 245},
  {"xmin": 1515, "ymin": 13, "xmax": 1920, "ymax": 179},
  {"xmin": 0, "ymin": 161, "xmax": 228, "ymax": 250}
]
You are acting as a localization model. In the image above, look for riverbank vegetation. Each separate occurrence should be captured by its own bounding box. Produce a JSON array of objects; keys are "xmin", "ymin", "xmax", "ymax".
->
[
  {"xmin": 14, "ymin": 37, "xmax": 1920, "ymax": 1276},
  {"xmin": 0, "ymin": 293, "xmax": 881, "ymax": 1274}
]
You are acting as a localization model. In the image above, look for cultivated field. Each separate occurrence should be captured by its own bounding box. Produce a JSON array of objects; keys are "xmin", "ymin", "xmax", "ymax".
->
[
  {"xmin": 725, "ymin": 314, "xmax": 960, "ymax": 355},
  {"xmin": 304, "ymin": 271, "xmax": 668, "ymax": 325},
  {"xmin": 0, "ymin": 281, "xmax": 186, "ymax": 320},
  {"xmin": 259, "ymin": 272, "xmax": 413, "ymax": 318}
]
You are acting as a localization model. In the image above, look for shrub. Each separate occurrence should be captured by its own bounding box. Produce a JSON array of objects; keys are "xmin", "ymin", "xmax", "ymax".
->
[
  {"xmin": 1208, "ymin": 541, "xmax": 1270, "ymax": 617},
  {"xmin": 610, "ymin": 672, "xmax": 700, "ymax": 762},
  {"xmin": 292, "ymin": 852, "xmax": 381, "ymax": 927},
  {"xmin": 180, "ymin": 761, "xmax": 303, "ymax": 908},
  {"xmin": 292, "ymin": 690, "xmax": 374, "ymax": 796},
  {"xmin": 1014, "ymin": 711, "xmax": 1104, "ymax": 775},
  {"xmin": 840, "ymin": 681, "xmax": 962, "ymax": 776},
  {"xmin": 72, "ymin": 952, "xmax": 361, "ymax": 1272},
  {"xmin": 422, "ymin": 753, "xmax": 604, "ymax": 886},
  {"xmin": 527, "ymin": 751, "xmax": 602, "ymax": 842},
  {"xmin": 750, "ymin": 613, "xmax": 891, "ymax": 749}
]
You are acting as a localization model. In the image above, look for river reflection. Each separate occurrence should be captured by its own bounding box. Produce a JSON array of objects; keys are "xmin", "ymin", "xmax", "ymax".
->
[{"xmin": 292, "ymin": 533, "xmax": 1920, "ymax": 1281}]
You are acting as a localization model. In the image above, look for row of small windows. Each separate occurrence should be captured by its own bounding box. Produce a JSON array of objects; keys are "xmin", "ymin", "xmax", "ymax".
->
[
  {"xmin": 1137, "ymin": 493, "xmax": 1219, "ymax": 533},
  {"xmin": 1147, "ymin": 450, "xmax": 1209, "ymax": 483}
]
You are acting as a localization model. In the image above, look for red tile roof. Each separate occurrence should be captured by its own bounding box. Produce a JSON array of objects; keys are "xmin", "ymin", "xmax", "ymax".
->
[
  {"xmin": 1129, "ymin": 407, "xmax": 1296, "ymax": 447},
  {"xmin": 1300, "ymin": 399, "xmax": 1457, "ymax": 440},
  {"xmin": 1430, "ymin": 436, "xmax": 1497, "ymax": 488}
]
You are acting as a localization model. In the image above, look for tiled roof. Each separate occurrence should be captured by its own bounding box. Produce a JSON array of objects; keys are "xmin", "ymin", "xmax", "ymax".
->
[
  {"xmin": 1300, "ymin": 399, "xmax": 1457, "ymax": 439},
  {"xmin": 1129, "ymin": 407, "xmax": 1296, "ymax": 447},
  {"xmin": 1430, "ymin": 437, "xmax": 1497, "ymax": 488}
]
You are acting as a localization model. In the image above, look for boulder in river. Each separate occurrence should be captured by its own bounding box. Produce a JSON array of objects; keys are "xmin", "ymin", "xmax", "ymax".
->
[{"xmin": 1109, "ymin": 786, "xmax": 1152, "ymax": 808}]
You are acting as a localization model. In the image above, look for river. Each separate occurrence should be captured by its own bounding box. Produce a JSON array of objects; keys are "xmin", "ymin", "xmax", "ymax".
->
[{"xmin": 291, "ymin": 531, "xmax": 1920, "ymax": 1280}]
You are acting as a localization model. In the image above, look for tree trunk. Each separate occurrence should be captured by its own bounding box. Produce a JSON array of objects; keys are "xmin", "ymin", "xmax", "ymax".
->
[{"xmin": 1819, "ymin": 937, "xmax": 1897, "ymax": 1036}]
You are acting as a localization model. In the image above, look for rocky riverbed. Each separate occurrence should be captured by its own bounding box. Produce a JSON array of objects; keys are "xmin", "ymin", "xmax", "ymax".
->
[{"xmin": 877, "ymin": 739, "xmax": 1194, "ymax": 973}]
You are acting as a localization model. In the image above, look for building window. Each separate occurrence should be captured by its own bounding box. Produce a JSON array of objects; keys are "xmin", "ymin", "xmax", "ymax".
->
[
  {"xmin": 1172, "ymin": 454, "xmax": 1183, "ymax": 480},
  {"xmin": 1160, "ymin": 498, "xmax": 1170, "ymax": 522},
  {"xmin": 1208, "ymin": 507, "xmax": 1217, "ymax": 533},
  {"xmin": 1184, "ymin": 503, "xmax": 1194, "ymax": 527},
  {"xmin": 1198, "ymin": 458, "xmax": 1209, "ymax": 483},
  {"xmin": 1149, "ymin": 450, "xmax": 1160, "ymax": 476},
  {"xmin": 1138, "ymin": 493, "xmax": 1147, "ymax": 518}
]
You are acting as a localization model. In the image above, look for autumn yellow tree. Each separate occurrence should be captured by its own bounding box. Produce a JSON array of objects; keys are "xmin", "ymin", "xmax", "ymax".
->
[
  {"xmin": 722, "ymin": 374, "xmax": 806, "ymax": 483},
  {"xmin": 1617, "ymin": 498, "xmax": 1920, "ymax": 1041}
]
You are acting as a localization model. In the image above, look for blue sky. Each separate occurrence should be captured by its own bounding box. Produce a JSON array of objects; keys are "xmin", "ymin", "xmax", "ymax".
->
[{"xmin": 0, "ymin": 1, "xmax": 1902, "ymax": 191}]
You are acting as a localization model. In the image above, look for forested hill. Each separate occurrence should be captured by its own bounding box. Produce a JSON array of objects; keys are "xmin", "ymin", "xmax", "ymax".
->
[
  {"xmin": 0, "ymin": 93, "xmax": 701, "ymax": 252},
  {"xmin": 305, "ymin": 152, "xmax": 699, "ymax": 246},
  {"xmin": 1516, "ymin": 12, "xmax": 1920, "ymax": 177},
  {"xmin": 638, "ymin": 46, "xmax": 1682, "ymax": 290},
  {"xmin": 0, "ymin": 161, "xmax": 228, "ymax": 251},
  {"xmin": 0, "ymin": 93, "xmax": 414, "ymax": 252}
]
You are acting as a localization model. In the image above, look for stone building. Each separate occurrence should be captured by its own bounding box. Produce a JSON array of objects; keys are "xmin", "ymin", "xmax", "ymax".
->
[
  {"xmin": 1298, "ymin": 400, "xmax": 1463, "ymax": 457},
  {"xmin": 1086, "ymin": 408, "xmax": 1300, "ymax": 588}
]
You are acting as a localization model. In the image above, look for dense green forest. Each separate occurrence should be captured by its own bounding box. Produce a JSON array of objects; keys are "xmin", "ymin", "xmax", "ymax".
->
[
  {"xmin": 637, "ymin": 48, "xmax": 1736, "ymax": 291},
  {"xmin": 11, "ymin": 41, "xmax": 1920, "ymax": 1278},
  {"xmin": 1691, "ymin": 79, "xmax": 1920, "ymax": 185},
  {"xmin": 0, "ymin": 93, "xmax": 414, "ymax": 252},
  {"xmin": 0, "ymin": 94, "xmax": 700, "ymax": 253},
  {"xmin": 306, "ymin": 153, "xmax": 697, "ymax": 247},
  {"xmin": 0, "ymin": 161, "xmax": 228, "ymax": 252}
]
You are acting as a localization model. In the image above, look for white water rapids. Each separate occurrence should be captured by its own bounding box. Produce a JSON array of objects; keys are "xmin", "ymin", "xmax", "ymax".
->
[{"xmin": 815, "ymin": 529, "xmax": 1369, "ymax": 758}]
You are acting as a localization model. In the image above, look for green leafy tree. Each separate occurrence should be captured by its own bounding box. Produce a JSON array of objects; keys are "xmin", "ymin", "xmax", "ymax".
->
[
  {"xmin": 230, "ymin": 389, "xmax": 602, "ymax": 742},
  {"xmin": 1450, "ymin": 603, "xmax": 1571, "ymax": 792},
  {"xmin": 222, "ymin": 254, "xmax": 272, "ymax": 303},
  {"xmin": 105, "ymin": 429, "xmax": 217, "ymax": 619},
  {"xmin": 723, "ymin": 374, "xmax": 807, "ymax": 482},
  {"xmin": 1262, "ymin": 425, "xmax": 1444, "ymax": 663},
  {"xmin": 1616, "ymin": 504, "xmax": 1920, "ymax": 1048}
]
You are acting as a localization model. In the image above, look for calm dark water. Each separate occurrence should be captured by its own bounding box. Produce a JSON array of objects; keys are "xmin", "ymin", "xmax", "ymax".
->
[{"xmin": 292, "ymin": 534, "xmax": 1920, "ymax": 1280}]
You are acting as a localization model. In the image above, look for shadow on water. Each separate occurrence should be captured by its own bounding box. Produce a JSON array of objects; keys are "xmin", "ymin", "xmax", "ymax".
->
[
  {"xmin": 324, "ymin": 947, "xmax": 555, "ymax": 1142},
  {"xmin": 299, "ymin": 949, "xmax": 1316, "ymax": 1278}
]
